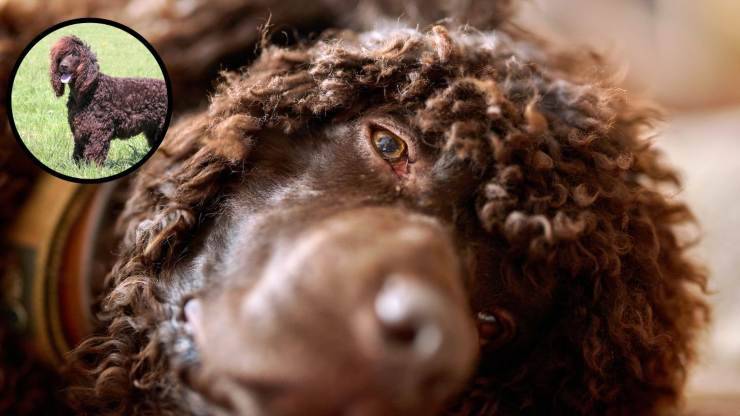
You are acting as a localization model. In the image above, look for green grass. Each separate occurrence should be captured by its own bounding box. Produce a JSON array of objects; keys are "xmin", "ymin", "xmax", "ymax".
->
[{"xmin": 10, "ymin": 23, "xmax": 165, "ymax": 180}]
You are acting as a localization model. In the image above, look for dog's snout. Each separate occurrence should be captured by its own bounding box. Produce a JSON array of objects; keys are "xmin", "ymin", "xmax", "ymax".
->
[
  {"xmin": 192, "ymin": 208, "xmax": 478, "ymax": 415},
  {"xmin": 59, "ymin": 57, "xmax": 73, "ymax": 73}
]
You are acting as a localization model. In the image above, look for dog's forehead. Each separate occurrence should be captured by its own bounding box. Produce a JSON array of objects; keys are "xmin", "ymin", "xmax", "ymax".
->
[
  {"xmin": 315, "ymin": 29, "xmax": 533, "ymax": 150},
  {"xmin": 196, "ymin": 25, "xmax": 592, "ymax": 215}
]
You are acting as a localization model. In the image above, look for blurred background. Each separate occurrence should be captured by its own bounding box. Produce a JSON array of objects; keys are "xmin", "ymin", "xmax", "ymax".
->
[{"xmin": 517, "ymin": 0, "xmax": 740, "ymax": 412}]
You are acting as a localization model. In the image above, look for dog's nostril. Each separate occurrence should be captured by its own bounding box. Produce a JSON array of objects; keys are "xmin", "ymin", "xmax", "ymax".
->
[
  {"xmin": 374, "ymin": 276, "xmax": 444, "ymax": 358},
  {"xmin": 382, "ymin": 319, "xmax": 418, "ymax": 345}
]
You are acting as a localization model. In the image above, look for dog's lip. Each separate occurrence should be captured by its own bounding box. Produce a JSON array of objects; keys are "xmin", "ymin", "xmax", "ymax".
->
[{"xmin": 60, "ymin": 73, "xmax": 72, "ymax": 83}]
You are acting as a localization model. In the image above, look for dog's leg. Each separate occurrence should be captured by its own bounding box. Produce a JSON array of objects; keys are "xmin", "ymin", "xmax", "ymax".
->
[
  {"xmin": 144, "ymin": 128, "xmax": 158, "ymax": 148},
  {"xmin": 69, "ymin": 115, "xmax": 85, "ymax": 165},
  {"xmin": 72, "ymin": 139, "xmax": 85, "ymax": 164},
  {"xmin": 71, "ymin": 128, "xmax": 91, "ymax": 166},
  {"xmin": 82, "ymin": 131, "xmax": 112, "ymax": 166}
]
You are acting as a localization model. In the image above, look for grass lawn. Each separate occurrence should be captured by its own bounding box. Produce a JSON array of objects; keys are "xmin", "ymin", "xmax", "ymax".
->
[{"xmin": 10, "ymin": 23, "xmax": 165, "ymax": 180}]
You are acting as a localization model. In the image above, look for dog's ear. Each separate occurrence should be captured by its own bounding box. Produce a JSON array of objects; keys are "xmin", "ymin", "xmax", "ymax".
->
[
  {"xmin": 49, "ymin": 44, "xmax": 65, "ymax": 97},
  {"xmin": 74, "ymin": 46, "xmax": 99, "ymax": 96}
]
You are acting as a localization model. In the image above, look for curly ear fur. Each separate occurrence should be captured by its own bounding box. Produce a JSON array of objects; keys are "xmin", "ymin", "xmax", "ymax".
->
[
  {"xmin": 73, "ymin": 42, "xmax": 99, "ymax": 95},
  {"xmin": 49, "ymin": 35, "xmax": 99, "ymax": 97},
  {"xmin": 458, "ymin": 90, "xmax": 710, "ymax": 414},
  {"xmin": 49, "ymin": 38, "xmax": 66, "ymax": 97}
]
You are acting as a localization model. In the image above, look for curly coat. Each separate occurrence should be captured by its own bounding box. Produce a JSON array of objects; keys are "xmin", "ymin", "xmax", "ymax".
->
[
  {"xmin": 49, "ymin": 35, "xmax": 167, "ymax": 165},
  {"xmin": 65, "ymin": 18, "xmax": 708, "ymax": 416}
]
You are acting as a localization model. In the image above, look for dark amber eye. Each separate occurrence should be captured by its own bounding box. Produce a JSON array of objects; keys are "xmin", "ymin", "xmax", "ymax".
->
[
  {"xmin": 477, "ymin": 310, "xmax": 516, "ymax": 349},
  {"xmin": 477, "ymin": 312, "xmax": 500, "ymax": 341},
  {"xmin": 372, "ymin": 129, "xmax": 407, "ymax": 162}
]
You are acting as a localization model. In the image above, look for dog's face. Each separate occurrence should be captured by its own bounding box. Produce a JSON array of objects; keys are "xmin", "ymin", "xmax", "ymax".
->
[
  {"xmin": 176, "ymin": 114, "xmax": 503, "ymax": 415},
  {"xmin": 74, "ymin": 26, "xmax": 706, "ymax": 416},
  {"xmin": 49, "ymin": 36, "xmax": 98, "ymax": 97},
  {"xmin": 57, "ymin": 53, "xmax": 80, "ymax": 85}
]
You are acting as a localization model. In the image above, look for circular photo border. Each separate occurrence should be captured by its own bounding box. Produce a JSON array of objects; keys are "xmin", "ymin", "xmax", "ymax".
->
[{"xmin": 6, "ymin": 17, "xmax": 173, "ymax": 184}]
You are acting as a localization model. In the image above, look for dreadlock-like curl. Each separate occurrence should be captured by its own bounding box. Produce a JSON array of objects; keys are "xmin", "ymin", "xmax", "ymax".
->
[{"xmin": 66, "ymin": 24, "xmax": 708, "ymax": 415}]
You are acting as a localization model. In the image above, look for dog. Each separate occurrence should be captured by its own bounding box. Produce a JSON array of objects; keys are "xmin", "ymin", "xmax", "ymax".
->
[
  {"xmin": 49, "ymin": 35, "xmax": 167, "ymax": 165},
  {"xmin": 66, "ymin": 24, "xmax": 709, "ymax": 416}
]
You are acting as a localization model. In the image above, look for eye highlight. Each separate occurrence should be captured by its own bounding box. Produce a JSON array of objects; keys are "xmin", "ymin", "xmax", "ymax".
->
[{"xmin": 371, "ymin": 129, "xmax": 407, "ymax": 162}]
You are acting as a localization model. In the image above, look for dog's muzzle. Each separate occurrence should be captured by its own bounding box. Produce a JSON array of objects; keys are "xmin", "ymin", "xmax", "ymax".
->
[{"xmin": 185, "ymin": 207, "xmax": 478, "ymax": 416}]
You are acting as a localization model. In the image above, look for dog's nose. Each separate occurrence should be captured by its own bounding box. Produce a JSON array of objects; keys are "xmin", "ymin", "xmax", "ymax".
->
[
  {"xmin": 374, "ymin": 276, "xmax": 448, "ymax": 359},
  {"xmin": 351, "ymin": 274, "xmax": 476, "ymax": 407}
]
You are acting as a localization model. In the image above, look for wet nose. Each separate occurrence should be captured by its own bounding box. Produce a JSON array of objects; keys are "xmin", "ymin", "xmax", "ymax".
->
[
  {"xmin": 60, "ymin": 63, "xmax": 69, "ymax": 72},
  {"xmin": 375, "ymin": 276, "xmax": 448, "ymax": 358},
  {"xmin": 356, "ymin": 274, "xmax": 477, "ymax": 408}
]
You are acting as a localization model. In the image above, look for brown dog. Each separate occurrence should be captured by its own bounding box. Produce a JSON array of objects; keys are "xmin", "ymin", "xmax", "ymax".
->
[
  {"xmin": 1, "ymin": 2, "xmax": 708, "ymax": 415},
  {"xmin": 50, "ymin": 35, "xmax": 166, "ymax": 165},
  {"xmin": 64, "ymin": 23, "xmax": 708, "ymax": 416}
]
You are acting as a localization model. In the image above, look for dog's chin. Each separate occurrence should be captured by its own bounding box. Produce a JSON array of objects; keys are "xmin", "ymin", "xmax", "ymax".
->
[{"xmin": 60, "ymin": 73, "xmax": 72, "ymax": 84}]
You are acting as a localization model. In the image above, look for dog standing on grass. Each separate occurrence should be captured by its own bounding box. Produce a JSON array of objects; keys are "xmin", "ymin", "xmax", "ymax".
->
[{"xmin": 50, "ymin": 35, "xmax": 166, "ymax": 165}]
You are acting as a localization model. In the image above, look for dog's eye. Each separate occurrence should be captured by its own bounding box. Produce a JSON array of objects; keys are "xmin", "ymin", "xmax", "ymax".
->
[
  {"xmin": 477, "ymin": 310, "xmax": 516, "ymax": 349},
  {"xmin": 477, "ymin": 312, "xmax": 499, "ymax": 340},
  {"xmin": 371, "ymin": 129, "xmax": 407, "ymax": 162}
]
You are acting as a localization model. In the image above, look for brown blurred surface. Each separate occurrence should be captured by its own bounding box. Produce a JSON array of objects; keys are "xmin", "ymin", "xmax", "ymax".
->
[
  {"xmin": 518, "ymin": 0, "xmax": 740, "ymax": 112},
  {"xmin": 685, "ymin": 394, "xmax": 740, "ymax": 416}
]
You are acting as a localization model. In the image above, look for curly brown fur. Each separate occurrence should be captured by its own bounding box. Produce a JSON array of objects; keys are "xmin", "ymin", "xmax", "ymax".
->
[
  {"xmin": 49, "ymin": 35, "xmax": 167, "ymax": 165},
  {"xmin": 64, "ymin": 18, "xmax": 708, "ymax": 416}
]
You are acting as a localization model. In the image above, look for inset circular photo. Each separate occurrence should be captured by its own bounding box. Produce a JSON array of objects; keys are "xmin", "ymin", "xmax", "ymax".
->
[{"xmin": 7, "ymin": 18, "xmax": 172, "ymax": 183}]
